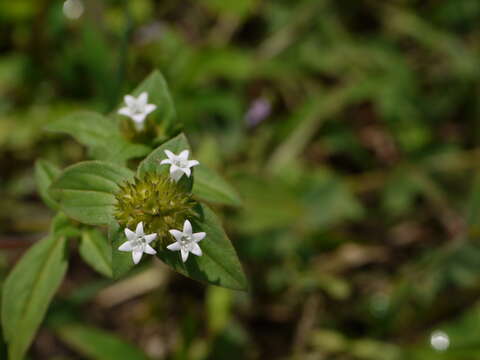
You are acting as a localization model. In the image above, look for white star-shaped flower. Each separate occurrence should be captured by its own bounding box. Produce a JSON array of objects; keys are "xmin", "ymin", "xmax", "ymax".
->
[
  {"xmin": 118, "ymin": 222, "xmax": 157, "ymax": 264},
  {"xmin": 167, "ymin": 220, "xmax": 205, "ymax": 262},
  {"xmin": 118, "ymin": 91, "xmax": 157, "ymax": 130},
  {"xmin": 160, "ymin": 149, "xmax": 199, "ymax": 182}
]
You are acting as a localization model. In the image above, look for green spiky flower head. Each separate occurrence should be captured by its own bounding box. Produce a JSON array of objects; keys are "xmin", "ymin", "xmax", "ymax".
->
[{"xmin": 114, "ymin": 172, "xmax": 196, "ymax": 245}]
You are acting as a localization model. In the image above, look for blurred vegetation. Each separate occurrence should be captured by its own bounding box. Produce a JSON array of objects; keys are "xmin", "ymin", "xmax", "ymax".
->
[{"xmin": 2, "ymin": 0, "xmax": 480, "ymax": 359}]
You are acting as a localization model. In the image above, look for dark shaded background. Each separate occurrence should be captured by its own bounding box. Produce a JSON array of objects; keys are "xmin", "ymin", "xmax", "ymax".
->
[{"xmin": 2, "ymin": 0, "xmax": 480, "ymax": 359}]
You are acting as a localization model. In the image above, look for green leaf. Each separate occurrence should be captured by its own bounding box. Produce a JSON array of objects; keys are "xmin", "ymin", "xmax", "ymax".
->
[
  {"xmin": 1, "ymin": 234, "xmax": 69, "ymax": 360},
  {"xmin": 34, "ymin": 159, "xmax": 61, "ymax": 210},
  {"xmin": 50, "ymin": 161, "xmax": 134, "ymax": 225},
  {"xmin": 137, "ymin": 133, "xmax": 193, "ymax": 191},
  {"xmin": 157, "ymin": 203, "xmax": 248, "ymax": 290},
  {"xmin": 80, "ymin": 229, "xmax": 113, "ymax": 278},
  {"xmin": 125, "ymin": 70, "xmax": 177, "ymax": 138},
  {"xmin": 46, "ymin": 111, "xmax": 150, "ymax": 165},
  {"xmin": 193, "ymin": 165, "xmax": 241, "ymax": 206},
  {"xmin": 109, "ymin": 221, "xmax": 135, "ymax": 279},
  {"xmin": 55, "ymin": 324, "xmax": 151, "ymax": 360}
]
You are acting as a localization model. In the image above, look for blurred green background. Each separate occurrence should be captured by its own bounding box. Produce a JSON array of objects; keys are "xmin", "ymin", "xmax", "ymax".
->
[{"xmin": 2, "ymin": 0, "xmax": 480, "ymax": 359}]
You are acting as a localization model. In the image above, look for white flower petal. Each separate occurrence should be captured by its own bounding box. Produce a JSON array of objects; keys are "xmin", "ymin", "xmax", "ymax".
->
[
  {"xmin": 164, "ymin": 149, "xmax": 175, "ymax": 160},
  {"xmin": 124, "ymin": 228, "xmax": 136, "ymax": 241},
  {"xmin": 144, "ymin": 244, "xmax": 157, "ymax": 255},
  {"xmin": 160, "ymin": 158, "xmax": 171, "ymax": 165},
  {"xmin": 191, "ymin": 243, "xmax": 202, "ymax": 257},
  {"xmin": 138, "ymin": 92, "xmax": 148, "ymax": 106},
  {"xmin": 132, "ymin": 251, "xmax": 143, "ymax": 264},
  {"xmin": 144, "ymin": 233, "xmax": 157, "ymax": 243},
  {"xmin": 183, "ymin": 220, "xmax": 192, "ymax": 235},
  {"xmin": 167, "ymin": 242, "xmax": 181, "ymax": 251},
  {"xmin": 132, "ymin": 113, "xmax": 146, "ymax": 124},
  {"xmin": 169, "ymin": 230, "xmax": 183, "ymax": 242},
  {"xmin": 118, "ymin": 107, "xmax": 132, "ymax": 117},
  {"xmin": 188, "ymin": 160, "xmax": 199, "ymax": 167},
  {"xmin": 124, "ymin": 95, "xmax": 135, "ymax": 107},
  {"xmin": 145, "ymin": 104, "xmax": 157, "ymax": 114},
  {"xmin": 118, "ymin": 241, "xmax": 133, "ymax": 252},
  {"xmin": 193, "ymin": 232, "xmax": 206, "ymax": 242},
  {"xmin": 182, "ymin": 167, "xmax": 191, "ymax": 177},
  {"xmin": 169, "ymin": 163, "xmax": 180, "ymax": 174},
  {"xmin": 136, "ymin": 222, "xmax": 144, "ymax": 236},
  {"xmin": 170, "ymin": 168, "xmax": 184, "ymax": 182},
  {"xmin": 178, "ymin": 150, "xmax": 189, "ymax": 160},
  {"xmin": 181, "ymin": 248, "xmax": 189, "ymax": 262}
]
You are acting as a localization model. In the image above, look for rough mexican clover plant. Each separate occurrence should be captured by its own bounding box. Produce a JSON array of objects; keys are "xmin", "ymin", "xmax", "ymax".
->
[{"xmin": 0, "ymin": 70, "xmax": 246, "ymax": 360}]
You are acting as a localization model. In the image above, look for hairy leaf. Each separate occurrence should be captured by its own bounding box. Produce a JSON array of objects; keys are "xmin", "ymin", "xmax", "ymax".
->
[
  {"xmin": 50, "ymin": 161, "xmax": 134, "ymax": 225},
  {"xmin": 34, "ymin": 159, "xmax": 61, "ymax": 210},
  {"xmin": 46, "ymin": 111, "xmax": 150, "ymax": 165},
  {"xmin": 80, "ymin": 229, "xmax": 113, "ymax": 278},
  {"xmin": 157, "ymin": 203, "xmax": 248, "ymax": 290}
]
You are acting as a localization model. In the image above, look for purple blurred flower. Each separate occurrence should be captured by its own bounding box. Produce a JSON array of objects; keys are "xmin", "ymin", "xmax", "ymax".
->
[{"xmin": 245, "ymin": 98, "xmax": 271, "ymax": 128}]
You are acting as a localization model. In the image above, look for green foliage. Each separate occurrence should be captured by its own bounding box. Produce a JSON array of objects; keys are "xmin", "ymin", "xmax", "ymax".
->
[
  {"xmin": 119, "ymin": 70, "xmax": 178, "ymax": 142},
  {"xmin": 79, "ymin": 229, "xmax": 113, "ymax": 278},
  {"xmin": 157, "ymin": 203, "xmax": 248, "ymax": 290},
  {"xmin": 50, "ymin": 161, "xmax": 134, "ymax": 225},
  {"xmin": 3, "ymin": 0, "xmax": 480, "ymax": 358},
  {"xmin": 193, "ymin": 165, "xmax": 242, "ymax": 206},
  {"xmin": 137, "ymin": 133, "xmax": 193, "ymax": 191},
  {"xmin": 46, "ymin": 112, "xmax": 150, "ymax": 165},
  {"xmin": 109, "ymin": 221, "xmax": 135, "ymax": 279},
  {"xmin": 55, "ymin": 324, "xmax": 151, "ymax": 360},
  {"xmin": 34, "ymin": 159, "xmax": 61, "ymax": 211},
  {"xmin": 1, "ymin": 231, "xmax": 68, "ymax": 360}
]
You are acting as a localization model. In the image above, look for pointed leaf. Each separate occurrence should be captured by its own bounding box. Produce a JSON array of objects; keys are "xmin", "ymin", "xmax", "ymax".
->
[
  {"xmin": 1, "ymin": 234, "xmax": 69, "ymax": 360},
  {"xmin": 50, "ymin": 161, "xmax": 134, "ymax": 225},
  {"xmin": 35, "ymin": 159, "xmax": 61, "ymax": 210},
  {"xmin": 193, "ymin": 165, "xmax": 241, "ymax": 206},
  {"xmin": 80, "ymin": 229, "xmax": 113, "ymax": 278},
  {"xmin": 157, "ymin": 203, "xmax": 248, "ymax": 290},
  {"xmin": 46, "ymin": 111, "xmax": 150, "ymax": 165}
]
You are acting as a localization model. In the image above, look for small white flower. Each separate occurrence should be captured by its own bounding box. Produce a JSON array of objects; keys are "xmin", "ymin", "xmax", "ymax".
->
[
  {"xmin": 118, "ymin": 91, "xmax": 157, "ymax": 130},
  {"xmin": 160, "ymin": 149, "xmax": 199, "ymax": 182},
  {"xmin": 167, "ymin": 220, "xmax": 205, "ymax": 262},
  {"xmin": 118, "ymin": 222, "xmax": 157, "ymax": 264}
]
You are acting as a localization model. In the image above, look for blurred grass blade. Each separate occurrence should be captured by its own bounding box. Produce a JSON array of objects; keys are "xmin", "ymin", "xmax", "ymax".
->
[
  {"xmin": 55, "ymin": 324, "xmax": 151, "ymax": 360},
  {"xmin": 466, "ymin": 171, "xmax": 480, "ymax": 227},
  {"xmin": 268, "ymin": 85, "xmax": 356, "ymax": 174}
]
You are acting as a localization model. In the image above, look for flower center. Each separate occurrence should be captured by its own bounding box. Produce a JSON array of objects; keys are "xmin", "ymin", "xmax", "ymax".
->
[
  {"xmin": 180, "ymin": 235, "xmax": 194, "ymax": 251},
  {"xmin": 114, "ymin": 172, "xmax": 196, "ymax": 244},
  {"xmin": 173, "ymin": 159, "xmax": 188, "ymax": 168},
  {"xmin": 131, "ymin": 237, "xmax": 146, "ymax": 251},
  {"xmin": 131, "ymin": 103, "xmax": 143, "ymax": 115}
]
